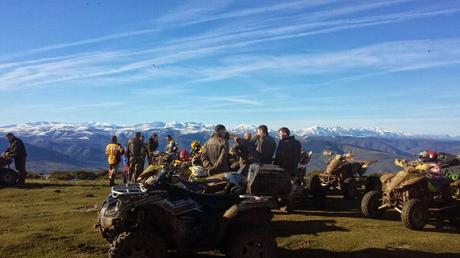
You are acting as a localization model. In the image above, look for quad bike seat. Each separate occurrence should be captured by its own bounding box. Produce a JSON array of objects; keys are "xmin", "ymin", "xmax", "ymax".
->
[{"xmin": 173, "ymin": 185, "xmax": 240, "ymax": 211}]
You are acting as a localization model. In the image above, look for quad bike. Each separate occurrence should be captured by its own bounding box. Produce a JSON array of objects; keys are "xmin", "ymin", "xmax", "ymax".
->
[
  {"xmin": 97, "ymin": 165, "xmax": 277, "ymax": 258},
  {"xmin": 362, "ymin": 160, "xmax": 460, "ymax": 230},
  {"xmin": 305, "ymin": 151, "xmax": 380, "ymax": 204},
  {"xmin": 0, "ymin": 155, "xmax": 20, "ymax": 186},
  {"xmin": 139, "ymin": 155, "xmax": 246, "ymax": 196}
]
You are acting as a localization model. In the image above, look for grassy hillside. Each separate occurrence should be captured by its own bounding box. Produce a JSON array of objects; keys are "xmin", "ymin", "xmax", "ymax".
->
[{"xmin": 0, "ymin": 179, "xmax": 459, "ymax": 258}]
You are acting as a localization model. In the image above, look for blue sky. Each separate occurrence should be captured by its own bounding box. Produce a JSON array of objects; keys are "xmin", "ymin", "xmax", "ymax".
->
[{"xmin": 1, "ymin": 0, "xmax": 460, "ymax": 135}]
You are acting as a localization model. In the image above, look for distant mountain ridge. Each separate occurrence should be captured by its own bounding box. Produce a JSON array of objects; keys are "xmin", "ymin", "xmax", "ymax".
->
[
  {"xmin": 0, "ymin": 122, "xmax": 459, "ymax": 172},
  {"xmin": 0, "ymin": 121, "xmax": 456, "ymax": 139}
]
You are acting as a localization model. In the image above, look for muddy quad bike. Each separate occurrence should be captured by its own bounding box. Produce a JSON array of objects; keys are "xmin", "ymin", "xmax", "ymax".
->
[
  {"xmin": 362, "ymin": 165, "xmax": 460, "ymax": 230},
  {"xmin": 307, "ymin": 152, "xmax": 380, "ymax": 204},
  {"xmin": 443, "ymin": 165, "xmax": 460, "ymax": 199},
  {"xmin": 0, "ymin": 155, "xmax": 20, "ymax": 187},
  {"xmin": 97, "ymin": 166, "xmax": 277, "ymax": 258}
]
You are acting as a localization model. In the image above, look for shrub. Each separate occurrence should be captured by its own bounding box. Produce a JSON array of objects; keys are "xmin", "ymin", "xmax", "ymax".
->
[
  {"xmin": 26, "ymin": 173, "xmax": 43, "ymax": 179},
  {"xmin": 74, "ymin": 171, "xmax": 97, "ymax": 180},
  {"xmin": 48, "ymin": 171, "xmax": 75, "ymax": 181}
]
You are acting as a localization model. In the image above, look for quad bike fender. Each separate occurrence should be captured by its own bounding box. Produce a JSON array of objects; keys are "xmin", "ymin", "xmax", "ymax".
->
[
  {"xmin": 400, "ymin": 176, "xmax": 426, "ymax": 189},
  {"xmin": 380, "ymin": 172, "xmax": 396, "ymax": 184}
]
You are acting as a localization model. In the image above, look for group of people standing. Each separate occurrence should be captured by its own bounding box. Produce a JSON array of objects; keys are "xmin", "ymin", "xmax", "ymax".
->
[
  {"xmin": 105, "ymin": 124, "xmax": 303, "ymax": 186},
  {"xmin": 104, "ymin": 133, "xmax": 177, "ymax": 185}
]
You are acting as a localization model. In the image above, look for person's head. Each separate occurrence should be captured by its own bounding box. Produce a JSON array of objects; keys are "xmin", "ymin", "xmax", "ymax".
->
[
  {"xmin": 151, "ymin": 133, "xmax": 158, "ymax": 139},
  {"xmin": 134, "ymin": 132, "xmax": 141, "ymax": 139},
  {"xmin": 140, "ymin": 135, "xmax": 144, "ymax": 141},
  {"xmin": 166, "ymin": 135, "xmax": 173, "ymax": 142},
  {"xmin": 243, "ymin": 132, "xmax": 252, "ymax": 141},
  {"xmin": 214, "ymin": 124, "xmax": 227, "ymax": 138},
  {"xmin": 257, "ymin": 125, "xmax": 268, "ymax": 136},
  {"xmin": 6, "ymin": 133, "xmax": 14, "ymax": 142},
  {"xmin": 111, "ymin": 135, "xmax": 118, "ymax": 144},
  {"xmin": 278, "ymin": 127, "xmax": 290, "ymax": 140}
]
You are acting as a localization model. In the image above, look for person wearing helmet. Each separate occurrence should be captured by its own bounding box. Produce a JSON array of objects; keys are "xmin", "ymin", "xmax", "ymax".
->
[
  {"xmin": 179, "ymin": 149, "xmax": 189, "ymax": 161},
  {"xmin": 201, "ymin": 124, "xmax": 230, "ymax": 174},
  {"xmin": 190, "ymin": 140, "xmax": 202, "ymax": 156}
]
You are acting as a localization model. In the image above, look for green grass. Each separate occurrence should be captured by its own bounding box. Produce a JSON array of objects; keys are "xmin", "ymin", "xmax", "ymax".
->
[{"xmin": 0, "ymin": 179, "xmax": 459, "ymax": 258}]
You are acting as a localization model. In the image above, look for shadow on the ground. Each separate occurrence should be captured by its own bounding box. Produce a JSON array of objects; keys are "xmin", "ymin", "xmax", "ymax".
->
[
  {"xmin": 271, "ymin": 219, "xmax": 349, "ymax": 237},
  {"xmin": 278, "ymin": 247, "xmax": 460, "ymax": 258},
  {"xmin": 168, "ymin": 247, "xmax": 460, "ymax": 258}
]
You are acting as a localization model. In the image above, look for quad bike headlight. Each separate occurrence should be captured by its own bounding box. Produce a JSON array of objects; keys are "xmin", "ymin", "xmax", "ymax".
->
[{"xmin": 104, "ymin": 200, "xmax": 121, "ymax": 216}]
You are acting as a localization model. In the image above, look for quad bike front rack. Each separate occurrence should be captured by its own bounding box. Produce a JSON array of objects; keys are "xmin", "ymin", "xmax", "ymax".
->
[{"xmin": 111, "ymin": 183, "xmax": 148, "ymax": 197}]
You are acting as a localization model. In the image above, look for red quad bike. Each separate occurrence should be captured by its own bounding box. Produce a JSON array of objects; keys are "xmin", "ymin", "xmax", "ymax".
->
[
  {"xmin": 306, "ymin": 152, "xmax": 380, "ymax": 206},
  {"xmin": 362, "ymin": 161, "xmax": 460, "ymax": 230},
  {"xmin": 0, "ymin": 154, "xmax": 20, "ymax": 187}
]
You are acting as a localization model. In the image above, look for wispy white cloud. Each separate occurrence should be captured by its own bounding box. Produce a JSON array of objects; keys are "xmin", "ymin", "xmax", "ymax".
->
[
  {"xmin": 1, "ymin": 1, "xmax": 459, "ymax": 91},
  {"xmin": 205, "ymin": 96, "xmax": 264, "ymax": 106}
]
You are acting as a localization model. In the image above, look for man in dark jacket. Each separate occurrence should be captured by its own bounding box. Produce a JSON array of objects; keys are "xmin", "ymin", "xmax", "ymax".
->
[
  {"xmin": 147, "ymin": 133, "xmax": 159, "ymax": 164},
  {"xmin": 252, "ymin": 125, "xmax": 276, "ymax": 164},
  {"xmin": 126, "ymin": 132, "xmax": 147, "ymax": 183},
  {"xmin": 274, "ymin": 127, "xmax": 302, "ymax": 174},
  {"xmin": 201, "ymin": 125, "xmax": 230, "ymax": 174},
  {"xmin": 3, "ymin": 133, "xmax": 27, "ymax": 184}
]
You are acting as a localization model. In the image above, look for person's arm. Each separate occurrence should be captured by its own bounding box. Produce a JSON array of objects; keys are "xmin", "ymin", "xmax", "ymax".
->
[
  {"xmin": 201, "ymin": 146, "xmax": 212, "ymax": 169},
  {"xmin": 7, "ymin": 141, "xmax": 18, "ymax": 158}
]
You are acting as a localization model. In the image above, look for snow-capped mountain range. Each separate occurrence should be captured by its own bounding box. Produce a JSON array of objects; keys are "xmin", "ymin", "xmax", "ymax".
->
[
  {"xmin": 0, "ymin": 121, "xmax": 445, "ymax": 139},
  {"xmin": 0, "ymin": 121, "xmax": 458, "ymax": 172}
]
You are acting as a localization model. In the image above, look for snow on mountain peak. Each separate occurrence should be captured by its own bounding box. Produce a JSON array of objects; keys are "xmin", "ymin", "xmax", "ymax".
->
[{"xmin": 0, "ymin": 121, "xmax": 451, "ymax": 140}]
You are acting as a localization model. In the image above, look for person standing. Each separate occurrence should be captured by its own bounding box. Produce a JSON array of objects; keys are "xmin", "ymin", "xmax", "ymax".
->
[
  {"xmin": 165, "ymin": 135, "xmax": 178, "ymax": 157},
  {"xmin": 148, "ymin": 133, "xmax": 159, "ymax": 163},
  {"xmin": 274, "ymin": 127, "xmax": 302, "ymax": 212},
  {"xmin": 201, "ymin": 125, "xmax": 230, "ymax": 174},
  {"xmin": 274, "ymin": 127, "xmax": 302, "ymax": 172},
  {"xmin": 231, "ymin": 132, "xmax": 260, "ymax": 175},
  {"xmin": 252, "ymin": 125, "xmax": 276, "ymax": 164},
  {"xmin": 105, "ymin": 136, "xmax": 125, "ymax": 186},
  {"xmin": 3, "ymin": 133, "xmax": 27, "ymax": 184},
  {"xmin": 126, "ymin": 132, "xmax": 147, "ymax": 183}
]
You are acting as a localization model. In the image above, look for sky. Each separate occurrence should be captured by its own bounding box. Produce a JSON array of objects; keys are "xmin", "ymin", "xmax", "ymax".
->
[{"xmin": 0, "ymin": 0, "xmax": 459, "ymax": 135}]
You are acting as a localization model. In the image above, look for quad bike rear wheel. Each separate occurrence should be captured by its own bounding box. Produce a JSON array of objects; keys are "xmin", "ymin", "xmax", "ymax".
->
[
  {"xmin": 0, "ymin": 168, "xmax": 19, "ymax": 186},
  {"xmin": 361, "ymin": 191, "xmax": 384, "ymax": 218},
  {"xmin": 342, "ymin": 178, "xmax": 358, "ymax": 199},
  {"xmin": 226, "ymin": 225, "xmax": 276, "ymax": 258},
  {"xmin": 108, "ymin": 231, "xmax": 165, "ymax": 258},
  {"xmin": 401, "ymin": 199, "xmax": 428, "ymax": 230}
]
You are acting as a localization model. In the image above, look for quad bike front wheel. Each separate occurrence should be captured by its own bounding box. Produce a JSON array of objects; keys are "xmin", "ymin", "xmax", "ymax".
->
[
  {"xmin": 226, "ymin": 225, "xmax": 276, "ymax": 258},
  {"xmin": 108, "ymin": 231, "xmax": 166, "ymax": 258},
  {"xmin": 361, "ymin": 191, "xmax": 384, "ymax": 218},
  {"xmin": 0, "ymin": 168, "xmax": 19, "ymax": 186},
  {"xmin": 401, "ymin": 199, "xmax": 428, "ymax": 230}
]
